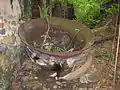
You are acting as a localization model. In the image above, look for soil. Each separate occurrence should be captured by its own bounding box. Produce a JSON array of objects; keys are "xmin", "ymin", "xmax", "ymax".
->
[{"xmin": 11, "ymin": 57, "xmax": 95, "ymax": 90}]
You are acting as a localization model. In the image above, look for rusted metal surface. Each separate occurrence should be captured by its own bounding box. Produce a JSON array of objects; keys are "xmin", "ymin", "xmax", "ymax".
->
[
  {"xmin": 18, "ymin": 17, "xmax": 95, "ymax": 81},
  {"xmin": 18, "ymin": 17, "xmax": 94, "ymax": 59}
]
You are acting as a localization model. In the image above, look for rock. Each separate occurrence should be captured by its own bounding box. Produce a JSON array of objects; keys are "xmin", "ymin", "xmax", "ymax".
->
[
  {"xmin": 53, "ymin": 85, "xmax": 57, "ymax": 89},
  {"xmin": 56, "ymin": 81, "xmax": 61, "ymax": 85},
  {"xmin": 85, "ymin": 72, "xmax": 100, "ymax": 83},
  {"xmin": 34, "ymin": 76, "xmax": 38, "ymax": 80}
]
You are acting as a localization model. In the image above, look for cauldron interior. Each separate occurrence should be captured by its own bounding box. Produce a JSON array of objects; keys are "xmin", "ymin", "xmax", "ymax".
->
[{"xmin": 18, "ymin": 17, "xmax": 94, "ymax": 53}]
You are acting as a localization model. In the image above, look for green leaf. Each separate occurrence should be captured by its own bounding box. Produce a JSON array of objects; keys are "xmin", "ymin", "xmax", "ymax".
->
[
  {"xmin": 43, "ymin": 6, "xmax": 49, "ymax": 18},
  {"xmin": 38, "ymin": 5, "xmax": 43, "ymax": 18}
]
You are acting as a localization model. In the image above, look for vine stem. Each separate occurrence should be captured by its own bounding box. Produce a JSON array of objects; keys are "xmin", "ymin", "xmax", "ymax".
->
[{"xmin": 113, "ymin": 16, "xmax": 120, "ymax": 87}]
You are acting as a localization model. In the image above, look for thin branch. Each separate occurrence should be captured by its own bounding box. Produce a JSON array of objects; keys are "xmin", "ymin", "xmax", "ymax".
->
[
  {"xmin": 113, "ymin": 17, "xmax": 120, "ymax": 87},
  {"xmin": 112, "ymin": 15, "xmax": 119, "ymax": 52},
  {"xmin": 41, "ymin": 0, "xmax": 52, "ymax": 49},
  {"xmin": 41, "ymin": 17, "xmax": 50, "ymax": 48}
]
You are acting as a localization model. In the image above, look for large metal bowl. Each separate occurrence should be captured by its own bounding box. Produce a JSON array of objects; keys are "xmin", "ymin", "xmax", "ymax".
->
[{"xmin": 18, "ymin": 17, "xmax": 94, "ymax": 59}]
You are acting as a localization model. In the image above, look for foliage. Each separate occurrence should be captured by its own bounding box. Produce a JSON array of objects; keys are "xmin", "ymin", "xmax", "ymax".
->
[
  {"xmin": 67, "ymin": 0, "xmax": 109, "ymax": 27},
  {"xmin": 21, "ymin": 0, "xmax": 33, "ymax": 20},
  {"xmin": 105, "ymin": 4, "xmax": 119, "ymax": 15},
  {"xmin": 74, "ymin": 1, "xmax": 101, "ymax": 27},
  {"xmin": 38, "ymin": 6, "xmax": 49, "ymax": 18},
  {"xmin": 54, "ymin": 0, "xmax": 119, "ymax": 28}
]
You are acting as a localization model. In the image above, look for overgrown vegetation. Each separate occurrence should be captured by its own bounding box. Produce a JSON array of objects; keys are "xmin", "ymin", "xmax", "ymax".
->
[
  {"xmin": 55, "ymin": 0, "xmax": 119, "ymax": 28},
  {"xmin": 21, "ymin": 0, "xmax": 119, "ymax": 28}
]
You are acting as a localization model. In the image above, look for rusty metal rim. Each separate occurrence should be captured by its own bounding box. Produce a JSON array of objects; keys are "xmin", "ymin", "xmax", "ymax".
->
[{"xmin": 18, "ymin": 19, "xmax": 91, "ymax": 58}]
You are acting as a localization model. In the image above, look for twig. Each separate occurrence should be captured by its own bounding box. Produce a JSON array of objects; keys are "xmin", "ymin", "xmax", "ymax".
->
[
  {"xmin": 113, "ymin": 18, "xmax": 120, "ymax": 86},
  {"xmin": 112, "ymin": 15, "xmax": 119, "ymax": 52},
  {"xmin": 41, "ymin": 17, "xmax": 50, "ymax": 48}
]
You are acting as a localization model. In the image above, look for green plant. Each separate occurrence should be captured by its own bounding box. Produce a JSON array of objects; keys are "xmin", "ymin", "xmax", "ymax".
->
[
  {"xmin": 55, "ymin": 0, "xmax": 119, "ymax": 28},
  {"xmin": 38, "ymin": 5, "xmax": 49, "ymax": 18},
  {"xmin": 68, "ymin": 0, "xmax": 106, "ymax": 27},
  {"xmin": 105, "ymin": 4, "xmax": 119, "ymax": 15}
]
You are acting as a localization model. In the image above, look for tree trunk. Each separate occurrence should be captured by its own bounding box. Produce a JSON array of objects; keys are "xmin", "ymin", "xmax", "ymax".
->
[{"xmin": 0, "ymin": 0, "xmax": 22, "ymax": 90}]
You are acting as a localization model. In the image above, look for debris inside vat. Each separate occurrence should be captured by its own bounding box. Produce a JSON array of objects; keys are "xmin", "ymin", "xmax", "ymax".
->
[{"xmin": 31, "ymin": 27, "xmax": 85, "ymax": 52}]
